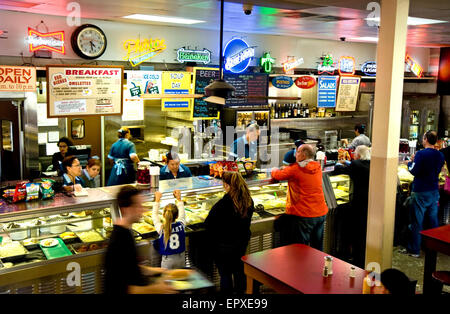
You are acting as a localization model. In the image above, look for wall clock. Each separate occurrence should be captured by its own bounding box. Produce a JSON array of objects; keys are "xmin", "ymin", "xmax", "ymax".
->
[{"xmin": 71, "ymin": 24, "xmax": 107, "ymax": 59}]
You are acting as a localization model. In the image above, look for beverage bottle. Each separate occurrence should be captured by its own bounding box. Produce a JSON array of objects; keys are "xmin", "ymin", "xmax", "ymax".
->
[
  {"xmin": 362, "ymin": 275, "xmax": 372, "ymax": 294},
  {"xmin": 294, "ymin": 103, "xmax": 298, "ymax": 118},
  {"xmin": 275, "ymin": 104, "xmax": 279, "ymax": 119},
  {"xmin": 305, "ymin": 104, "xmax": 310, "ymax": 118}
]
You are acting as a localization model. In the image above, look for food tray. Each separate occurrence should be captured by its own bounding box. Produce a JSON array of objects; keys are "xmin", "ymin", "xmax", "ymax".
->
[
  {"xmin": 0, "ymin": 242, "xmax": 29, "ymax": 263},
  {"xmin": 75, "ymin": 230, "xmax": 104, "ymax": 243},
  {"xmin": 40, "ymin": 238, "xmax": 72, "ymax": 260},
  {"xmin": 70, "ymin": 241, "xmax": 108, "ymax": 254}
]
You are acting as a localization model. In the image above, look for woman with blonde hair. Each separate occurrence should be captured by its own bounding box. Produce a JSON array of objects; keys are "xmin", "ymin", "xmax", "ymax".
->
[
  {"xmin": 153, "ymin": 190, "xmax": 186, "ymax": 269},
  {"xmin": 204, "ymin": 171, "xmax": 254, "ymax": 293}
]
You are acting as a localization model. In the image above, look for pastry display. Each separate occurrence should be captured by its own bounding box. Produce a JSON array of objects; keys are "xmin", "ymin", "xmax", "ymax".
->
[
  {"xmin": 22, "ymin": 238, "xmax": 39, "ymax": 246},
  {"xmin": 40, "ymin": 238, "xmax": 59, "ymax": 248},
  {"xmin": 165, "ymin": 268, "xmax": 193, "ymax": 280},
  {"xmin": 76, "ymin": 231, "xmax": 104, "ymax": 243}
]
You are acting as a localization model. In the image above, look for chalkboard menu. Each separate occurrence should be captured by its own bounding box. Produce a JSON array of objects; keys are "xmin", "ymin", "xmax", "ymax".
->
[
  {"xmin": 191, "ymin": 67, "xmax": 221, "ymax": 119},
  {"xmin": 224, "ymin": 73, "xmax": 268, "ymax": 106}
]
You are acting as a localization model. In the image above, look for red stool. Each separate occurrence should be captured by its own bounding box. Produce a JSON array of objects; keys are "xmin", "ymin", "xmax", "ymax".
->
[{"xmin": 432, "ymin": 271, "xmax": 450, "ymax": 294}]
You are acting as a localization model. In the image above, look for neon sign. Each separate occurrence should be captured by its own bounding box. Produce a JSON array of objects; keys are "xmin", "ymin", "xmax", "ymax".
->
[
  {"xmin": 282, "ymin": 57, "xmax": 304, "ymax": 73},
  {"xmin": 338, "ymin": 56, "xmax": 355, "ymax": 76},
  {"xmin": 405, "ymin": 54, "xmax": 423, "ymax": 78},
  {"xmin": 318, "ymin": 54, "xmax": 337, "ymax": 75},
  {"xmin": 361, "ymin": 61, "xmax": 377, "ymax": 76},
  {"xmin": 123, "ymin": 37, "xmax": 167, "ymax": 67},
  {"xmin": 223, "ymin": 38, "xmax": 255, "ymax": 73},
  {"xmin": 176, "ymin": 47, "xmax": 211, "ymax": 64},
  {"xmin": 260, "ymin": 52, "xmax": 275, "ymax": 73},
  {"xmin": 27, "ymin": 27, "xmax": 65, "ymax": 54}
]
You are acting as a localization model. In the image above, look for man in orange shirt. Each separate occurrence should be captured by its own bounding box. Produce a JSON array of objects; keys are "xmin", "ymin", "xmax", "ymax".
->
[{"xmin": 271, "ymin": 144, "xmax": 329, "ymax": 250}]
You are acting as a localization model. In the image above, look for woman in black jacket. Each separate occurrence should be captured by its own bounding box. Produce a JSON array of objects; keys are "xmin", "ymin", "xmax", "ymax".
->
[{"xmin": 204, "ymin": 171, "xmax": 254, "ymax": 294}]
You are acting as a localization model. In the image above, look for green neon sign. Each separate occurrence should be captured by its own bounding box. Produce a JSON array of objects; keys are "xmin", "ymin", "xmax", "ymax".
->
[{"xmin": 260, "ymin": 52, "xmax": 275, "ymax": 73}]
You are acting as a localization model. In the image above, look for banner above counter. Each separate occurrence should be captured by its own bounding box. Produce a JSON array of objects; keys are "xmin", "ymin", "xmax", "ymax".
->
[{"xmin": 0, "ymin": 65, "xmax": 36, "ymax": 92}]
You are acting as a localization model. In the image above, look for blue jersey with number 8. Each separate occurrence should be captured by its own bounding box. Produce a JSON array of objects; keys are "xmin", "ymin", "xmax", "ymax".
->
[{"xmin": 156, "ymin": 221, "xmax": 185, "ymax": 255}]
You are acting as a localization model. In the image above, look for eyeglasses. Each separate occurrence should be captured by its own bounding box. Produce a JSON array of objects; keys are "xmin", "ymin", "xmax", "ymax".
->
[
  {"xmin": 72, "ymin": 163, "xmax": 81, "ymax": 168},
  {"xmin": 59, "ymin": 145, "xmax": 68, "ymax": 148}
]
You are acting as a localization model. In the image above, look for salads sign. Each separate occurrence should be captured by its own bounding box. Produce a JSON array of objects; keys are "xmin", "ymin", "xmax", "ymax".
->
[{"xmin": 317, "ymin": 76, "xmax": 338, "ymax": 108}]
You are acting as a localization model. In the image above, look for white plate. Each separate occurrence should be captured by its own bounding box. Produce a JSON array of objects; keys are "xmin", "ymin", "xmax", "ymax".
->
[{"xmin": 40, "ymin": 238, "xmax": 59, "ymax": 248}]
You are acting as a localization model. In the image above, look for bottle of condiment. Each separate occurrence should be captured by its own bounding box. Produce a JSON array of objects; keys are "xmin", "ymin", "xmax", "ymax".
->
[
  {"xmin": 349, "ymin": 266, "xmax": 356, "ymax": 278},
  {"xmin": 323, "ymin": 265, "xmax": 329, "ymax": 277},
  {"xmin": 324, "ymin": 256, "xmax": 333, "ymax": 275}
]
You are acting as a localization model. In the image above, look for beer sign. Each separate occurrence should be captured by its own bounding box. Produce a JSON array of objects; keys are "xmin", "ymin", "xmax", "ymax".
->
[{"xmin": 295, "ymin": 76, "xmax": 316, "ymax": 89}]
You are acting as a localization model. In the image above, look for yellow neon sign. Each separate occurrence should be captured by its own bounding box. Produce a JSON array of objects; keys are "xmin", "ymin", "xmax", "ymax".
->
[{"xmin": 123, "ymin": 37, "xmax": 167, "ymax": 67}]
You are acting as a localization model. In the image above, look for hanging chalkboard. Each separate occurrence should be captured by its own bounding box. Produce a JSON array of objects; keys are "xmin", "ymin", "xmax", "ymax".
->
[
  {"xmin": 191, "ymin": 67, "xmax": 221, "ymax": 119},
  {"xmin": 223, "ymin": 73, "xmax": 269, "ymax": 106}
]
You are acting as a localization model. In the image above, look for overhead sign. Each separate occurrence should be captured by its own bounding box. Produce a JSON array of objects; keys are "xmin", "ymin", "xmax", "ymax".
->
[
  {"xmin": 223, "ymin": 38, "xmax": 255, "ymax": 73},
  {"xmin": 294, "ymin": 76, "xmax": 316, "ymax": 89},
  {"xmin": 336, "ymin": 76, "xmax": 361, "ymax": 111},
  {"xmin": 272, "ymin": 76, "xmax": 294, "ymax": 89},
  {"xmin": 46, "ymin": 65, "xmax": 124, "ymax": 117},
  {"xmin": 123, "ymin": 71, "xmax": 162, "ymax": 121},
  {"xmin": 361, "ymin": 61, "xmax": 377, "ymax": 76},
  {"xmin": 317, "ymin": 76, "xmax": 338, "ymax": 108},
  {"xmin": 405, "ymin": 54, "xmax": 423, "ymax": 78},
  {"xmin": 260, "ymin": 52, "xmax": 275, "ymax": 73},
  {"xmin": 338, "ymin": 56, "xmax": 355, "ymax": 76},
  {"xmin": 282, "ymin": 57, "xmax": 304, "ymax": 73},
  {"xmin": 318, "ymin": 54, "xmax": 337, "ymax": 75},
  {"xmin": 123, "ymin": 37, "xmax": 166, "ymax": 67},
  {"xmin": 176, "ymin": 47, "xmax": 211, "ymax": 64},
  {"xmin": 161, "ymin": 71, "xmax": 192, "ymax": 111},
  {"xmin": 0, "ymin": 66, "xmax": 36, "ymax": 92},
  {"xmin": 27, "ymin": 27, "xmax": 65, "ymax": 55}
]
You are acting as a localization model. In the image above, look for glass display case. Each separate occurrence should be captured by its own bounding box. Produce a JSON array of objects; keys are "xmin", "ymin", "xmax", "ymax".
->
[{"xmin": 328, "ymin": 174, "xmax": 351, "ymax": 206}]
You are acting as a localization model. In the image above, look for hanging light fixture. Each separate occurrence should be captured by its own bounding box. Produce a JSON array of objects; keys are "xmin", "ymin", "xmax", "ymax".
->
[{"xmin": 204, "ymin": 0, "xmax": 235, "ymax": 105}]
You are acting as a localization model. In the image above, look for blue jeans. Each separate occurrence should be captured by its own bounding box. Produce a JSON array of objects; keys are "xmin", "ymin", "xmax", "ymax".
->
[
  {"xmin": 296, "ymin": 215, "xmax": 327, "ymax": 251},
  {"xmin": 407, "ymin": 190, "xmax": 440, "ymax": 254}
]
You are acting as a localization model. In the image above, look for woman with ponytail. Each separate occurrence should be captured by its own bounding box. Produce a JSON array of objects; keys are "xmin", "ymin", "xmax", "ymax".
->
[
  {"xmin": 152, "ymin": 190, "xmax": 186, "ymax": 269},
  {"xmin": 204, "ymin": 171, "xmax": 254, "ymax": 293}
]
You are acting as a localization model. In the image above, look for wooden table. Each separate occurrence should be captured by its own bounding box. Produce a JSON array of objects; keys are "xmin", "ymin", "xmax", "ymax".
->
[
  {"xmin": 241, "ymin": 244, "xmax": 367, "ymax": 294},
  {"xmin": 420, "ymin": 225, "xmax": 450, "ymax": 295}
]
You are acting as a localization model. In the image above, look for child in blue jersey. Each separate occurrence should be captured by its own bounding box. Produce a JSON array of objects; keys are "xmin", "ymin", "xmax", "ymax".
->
[{"xmin": 153, "ymin": 190, "xmax": 186, "ymax": 269}]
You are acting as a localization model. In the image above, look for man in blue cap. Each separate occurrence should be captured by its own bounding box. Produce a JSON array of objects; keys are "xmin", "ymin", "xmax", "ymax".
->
[{"xmin": 282, "ymin": 140, "xmax": 305, "ymax": 166}]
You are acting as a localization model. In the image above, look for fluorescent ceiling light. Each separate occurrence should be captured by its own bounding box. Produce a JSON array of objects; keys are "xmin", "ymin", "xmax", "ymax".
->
[
  {"xmin": 123, "ymin": 14, "xmax": 205, "ymax": 25},
  {"xmin": 365, "ymin": 16, "xmax": 447, "ymax": 26},
  {"xmin": 350, "ymin": 37, "xmax": 379, "ymax": 42}
]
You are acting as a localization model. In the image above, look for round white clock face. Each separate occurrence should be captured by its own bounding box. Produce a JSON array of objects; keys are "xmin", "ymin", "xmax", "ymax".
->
[{"xmin": 77, "ymin": 27, "xmax": 106, "ymax": 58}]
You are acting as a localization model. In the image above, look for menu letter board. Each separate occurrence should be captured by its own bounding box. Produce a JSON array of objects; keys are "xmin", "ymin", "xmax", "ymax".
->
[
  {"xmin": 0, "ymin": 65, "xmax": 36, "ymax": 92},
  {"xmin": 161, "ymin": 71, "xmax": 192, "ymax": 111},
  {"xmin": 191, "ymin": 67, "xmax": 220, "ymax": 120},
  {"xmin": 336, "ymin": 76, "xmax": 361, "ymax": 112},
  {"xmin": 224, "ymin": 73, "xmax": 268, "ymax": 107},
  {"xmin": 46, "ymin": 65, "xmax": 123, "ymax": 117},
  {"xmin": 317, "ymin": 76, "xmax": 338, "ymax": 108}
]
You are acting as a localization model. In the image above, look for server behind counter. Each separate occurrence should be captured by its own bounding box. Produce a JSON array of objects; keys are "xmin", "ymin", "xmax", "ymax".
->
[
  {"xmin": 52, "ymin": 137, "xmax": 73, "ymax": 175},
  {"xmin": 228, "ymin": 121, "xmax": 260, "ymax": 161},
  {"xmin": 160, "ymin": 152, "xmax": 192, "ymax": 180}
]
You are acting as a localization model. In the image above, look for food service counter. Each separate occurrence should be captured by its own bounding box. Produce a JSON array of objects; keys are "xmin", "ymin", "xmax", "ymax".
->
[{"xmin": 0, "ymin": 173, "xmax": 343, "ymax": 294}]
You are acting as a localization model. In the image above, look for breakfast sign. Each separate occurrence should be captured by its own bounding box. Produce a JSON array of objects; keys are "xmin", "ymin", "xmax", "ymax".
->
[
  {"xmin": 46, "ymin": 65, "xmax": 124, "ymax": 117},
  {"xmin": 0, "ymin": 65, "xmax": 36, "ymax": 92}
]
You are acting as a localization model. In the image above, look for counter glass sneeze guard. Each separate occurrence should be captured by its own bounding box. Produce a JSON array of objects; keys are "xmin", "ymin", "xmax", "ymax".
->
[{"xmin": 0, "ymin": 172, "xmax": 341, "ymax": 293}]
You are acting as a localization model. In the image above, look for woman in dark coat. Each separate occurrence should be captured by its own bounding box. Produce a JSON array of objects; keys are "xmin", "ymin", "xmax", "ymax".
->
[{"xmin": 204, "ymin": 171, "xmax": 254, "ymax": 294}]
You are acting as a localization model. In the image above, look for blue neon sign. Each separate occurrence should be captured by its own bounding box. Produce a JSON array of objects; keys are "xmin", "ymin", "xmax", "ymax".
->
[{"xmin": 223, "ymin": 38, "xmax": 255, "ymax": 73}]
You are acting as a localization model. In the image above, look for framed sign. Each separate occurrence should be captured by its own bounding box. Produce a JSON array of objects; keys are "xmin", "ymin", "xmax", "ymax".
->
[
  {"xmin": 0, "ymin": 66, "xmax": 36, "ymax": 92},
  {"xmin": 336, "ymin": 76, "xmax": 361, "ymax": 111},
  {"xmin": 161, "ymin": 71, "xmax": 192, "ymax": 111},
  {"xmin": 46, "ymin": 65, "xmax": 124, "ymax": 117},
  {"xmin": 191, "ymin": 67, "xmax": 220, "ymax": 120},
  {"xmin": 317, "ymin": 76, "xmax": 338, "ymax": 108}
]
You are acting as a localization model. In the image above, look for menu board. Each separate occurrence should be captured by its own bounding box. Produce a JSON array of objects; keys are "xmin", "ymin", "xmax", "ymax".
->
[
  {"xmin": 161, "ymin": 71, "xmax": 192, "ymax": 111},
  {"xmin": 317, "ymin": 76, "xmax": 338, "ymax": 108},
  {"xmin": 46, "ymin": 65, "xmax": 123, "ymax": 117},
  {"xmin": 336, "ymin": 76, "xmax": 361, "ymax": 111},
  {"xmin": 224, "ymin": 73, "xmax": 268, "ymax": 106},
  {"xmin": 191, "ymin": 67, "xmax": 220, "ymax": 120}
]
